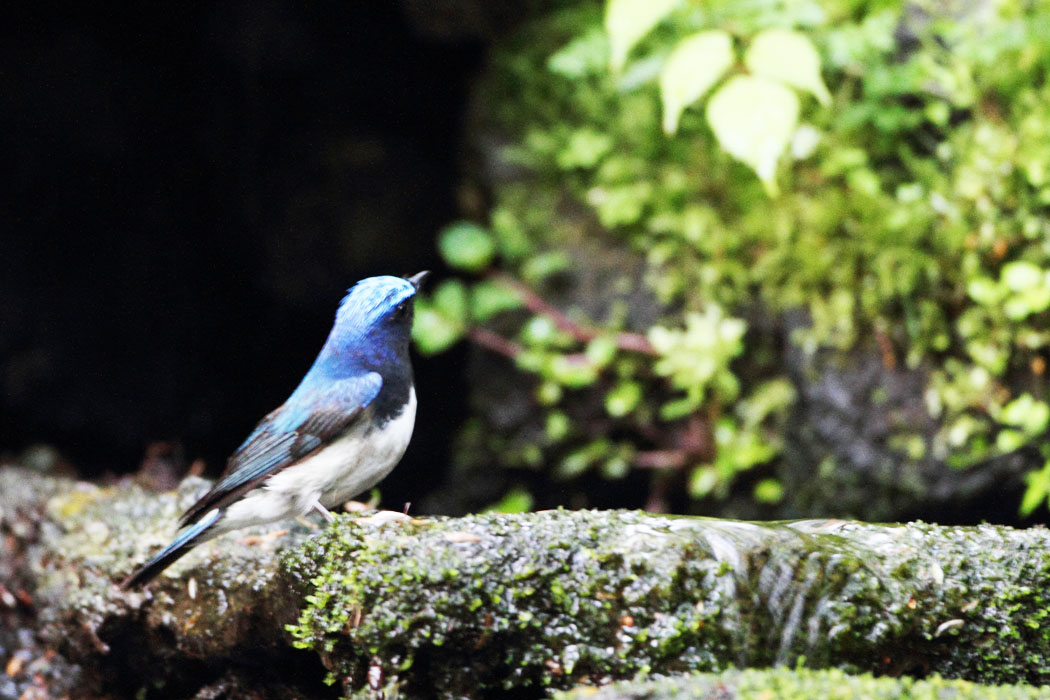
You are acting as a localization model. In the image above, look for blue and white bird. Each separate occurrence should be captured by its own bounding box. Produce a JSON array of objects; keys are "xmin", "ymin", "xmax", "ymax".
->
[{"xmin": 121, "ymin": 272, "xmax": 428, "ymax": 589}]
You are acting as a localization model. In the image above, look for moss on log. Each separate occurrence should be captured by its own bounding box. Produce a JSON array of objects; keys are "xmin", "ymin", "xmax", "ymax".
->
[
  {"xmin": 286, "ymin": 510, "xmax": 1050, "ymax": 696},
  {"xmin": 4, "ymin": 465, "xmax": 1050, "ymax": 698},
  {"xmin": 554, "ymin": 668, "xmax": 1050, "ymax": 700}
]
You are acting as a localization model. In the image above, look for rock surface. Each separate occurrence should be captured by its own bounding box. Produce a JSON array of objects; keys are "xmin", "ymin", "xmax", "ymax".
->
[{"xmin": 4, "ymin": 464, "xmax": 1050, "ymax": 698}]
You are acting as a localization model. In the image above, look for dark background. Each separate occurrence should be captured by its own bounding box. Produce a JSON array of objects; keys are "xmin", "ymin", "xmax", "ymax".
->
[{"xmin": 1, "ymin": 2, "xmax": 502, "ymax": 507}]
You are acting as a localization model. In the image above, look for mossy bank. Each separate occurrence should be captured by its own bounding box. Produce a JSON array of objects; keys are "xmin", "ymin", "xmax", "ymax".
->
[{"xmin": 5, "ymin": 466, "xmax": 1050, "ymax": 699}]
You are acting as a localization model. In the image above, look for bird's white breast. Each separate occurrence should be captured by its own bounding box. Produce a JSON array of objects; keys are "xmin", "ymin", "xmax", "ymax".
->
[{"xmin": 222, "ymin": 389, "xmax": 417, "ymax": 529}]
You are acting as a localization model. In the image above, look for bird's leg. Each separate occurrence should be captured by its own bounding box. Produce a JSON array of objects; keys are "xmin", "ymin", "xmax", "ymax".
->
[{"xmin": 310, "ymin": 497, "xmax": 336, "ymax": 523}]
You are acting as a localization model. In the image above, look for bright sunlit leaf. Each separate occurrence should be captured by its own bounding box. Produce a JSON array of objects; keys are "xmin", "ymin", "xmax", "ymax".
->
[
  {"xmin": 484, "ymin": 488, "xmax": 534, "ymax": 513},
  {"xmin": 605, "ymin": 0, "xmax": 681, "ymax": 72},
  {"xmin": 659, "ymin": 30, "xmax": 734, "ymax": 134},
  {"xmin": 1021, "ymin": 460, "xmax": 1050, "ymax": 516},
  {"xmin": 1002, "ymin": 261, "xmax": 1044, "ymax": 291},
  {"xmin": 745, "ymin": 28, "xmax": 831, "ymax": 106},
  {"xmin": 438, "ymin": 221, "xmax": 497, "ymax": 272},
  {"xmin": 413, "ymin": 304, "xmax": 462, "ymax": 355},
  {"xmin": 470, "ymin": 279, "xmax": 523, "ymax": 322},
  {"xmin": 412, "ymin": 280, "xmax": 468, "ymax": 355},
  {"xmin": 706, "ymin": 76, "xmax": 799, "ymax": 195}
]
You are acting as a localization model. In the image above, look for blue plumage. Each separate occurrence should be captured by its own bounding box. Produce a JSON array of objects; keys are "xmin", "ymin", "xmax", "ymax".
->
[{"xmin": 121, "ymin": 272, "xmax": 427, "ymax": 589}]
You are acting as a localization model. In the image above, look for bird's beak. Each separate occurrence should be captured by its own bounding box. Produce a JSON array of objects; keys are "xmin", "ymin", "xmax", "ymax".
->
[{"xmin": 407, "ymin": 270, "xmax": 430, "ymax": 291}]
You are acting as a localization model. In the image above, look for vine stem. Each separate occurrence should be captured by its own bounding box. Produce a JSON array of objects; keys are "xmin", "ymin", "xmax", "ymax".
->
[
  {"xmin": 467, "ymin": 326, "xmax": 522, "ymax": 360},
  {"xmin": 493, "ymin": 273, "xmax": 657, "ymax": 356}
]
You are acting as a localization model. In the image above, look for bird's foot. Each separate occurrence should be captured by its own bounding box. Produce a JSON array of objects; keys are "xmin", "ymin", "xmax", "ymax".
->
[{"xmin": 311, "ymin": 498, "xmax": 336, "ymax": 523}]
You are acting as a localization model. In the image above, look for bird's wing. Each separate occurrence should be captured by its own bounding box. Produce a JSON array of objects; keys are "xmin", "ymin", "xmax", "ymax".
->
[{"xmin": 179, "ymin": 372, "xmax": 383, "ymax": 527}]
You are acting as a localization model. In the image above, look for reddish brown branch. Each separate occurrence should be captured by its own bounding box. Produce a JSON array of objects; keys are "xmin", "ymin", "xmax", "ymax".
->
[
  {"xmin": 467, "ymin": 326, "xmax": 522, "ymax": 360},
  {"xmin": 633, "ymin": 450, "xmax": 689, "ymax": 470},
  {"xmin": 494, "ymin": 273, "xmax": 656, "ymax": 356}
]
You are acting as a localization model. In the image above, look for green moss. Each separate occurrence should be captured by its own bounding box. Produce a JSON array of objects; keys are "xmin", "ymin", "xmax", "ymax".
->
[
  {"xmin": 283, "ymin": 510, "xmax": 1050, "ymax": 697},
  {"xmin": 555, "ymin": 667, "xmax": 1050, "ymax": 700}
]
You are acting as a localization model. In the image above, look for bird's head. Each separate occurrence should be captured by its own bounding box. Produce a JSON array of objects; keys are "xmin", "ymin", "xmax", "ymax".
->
[{"xmin": 320, "ymin": 272, "xmax": 428, "ymax": 371}]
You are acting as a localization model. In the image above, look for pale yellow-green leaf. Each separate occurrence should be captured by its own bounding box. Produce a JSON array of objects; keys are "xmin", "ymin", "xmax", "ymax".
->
[
  {"xmin": 706, "ymin": 76, "xmax": 799, "ymax": 195},
  {"xmin": 605, "ymin": 0, "xmax": 681, "ymax": 72},
  {"xmin": 659, "ymin": 30, "xmax": 734, "ymax": 135},
  {"xmin": 745, "ymin": 28, "xmax": 831, "ymax": 106}
]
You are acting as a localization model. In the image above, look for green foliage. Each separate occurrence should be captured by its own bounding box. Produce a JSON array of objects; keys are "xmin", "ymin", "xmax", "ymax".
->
[
  {"xmin": 484, "ymin": 487, "xmax": 535, "ymax": 513},
  {"xmin": 438, "ymin": 221, "xmax": 497, "ymax": 273},
  {"xmin": 412, "ymin": 280, "xmax": 468, "ymax": 355},
  {"xmin": 659, "ymin": 30, "xmax": 733, "ymax": 135},
  {"xmin": 649, "ymin": 305, "xmax": 746, "ymax": 416},
  {"xmin": 285, "ymin": 511, "xmax": 1050, "ymax": 694},
  {"xmin": 705, "ymin": 75, "xmax": 800, "ymax": 195},
  {"xmin": 414, "ymin": 0, "xmax": 1050, "ymax": 514}
]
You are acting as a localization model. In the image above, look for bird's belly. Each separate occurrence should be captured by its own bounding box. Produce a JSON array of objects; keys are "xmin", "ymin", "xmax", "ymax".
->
[{"xmin": 264, "ymin": 388, "xmax": 417, "ymax": 511}]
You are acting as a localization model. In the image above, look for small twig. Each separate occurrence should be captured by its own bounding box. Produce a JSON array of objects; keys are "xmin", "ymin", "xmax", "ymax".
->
[
  {"xmin": 494, "ymin": 273, "xmax": 656, "ymax": 356},
  {"xmin": 874, "ymin": 328, "xmax": 897, "ymax": 371},
  {"xmin": 634, "ymin": 450, "xmax": 689, "ymax": 470},
  {"xmin": 467, "ymin": 326, "xmax": 522, "ymax": 359}
]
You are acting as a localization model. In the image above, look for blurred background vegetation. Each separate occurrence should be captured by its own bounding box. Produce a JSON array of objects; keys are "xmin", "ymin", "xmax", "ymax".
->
[
  {"xmin": 5, "ymin": 0, "xmax": 1050, "ymax": 526},
  {"xmin": 413, "ymin": 0, "xmax": 1050, "ymax": 523}
]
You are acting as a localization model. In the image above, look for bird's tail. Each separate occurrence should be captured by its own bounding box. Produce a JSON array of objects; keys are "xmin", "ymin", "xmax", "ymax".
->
[{"xmin": 120, "ymin": 508, "xmax": 222, "ymax": 589}]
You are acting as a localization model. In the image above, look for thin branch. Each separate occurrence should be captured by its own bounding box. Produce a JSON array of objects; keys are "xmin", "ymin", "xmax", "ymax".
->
[
  {"xmin": 494, "ymin": 273, "xmax": 656, "ymax": 356},
  {"xmin": 467, "ymin": 326, "xmax": 522, "ymax": 360}
]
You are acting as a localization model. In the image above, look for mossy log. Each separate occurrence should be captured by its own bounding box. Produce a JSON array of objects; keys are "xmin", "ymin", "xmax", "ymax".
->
[
  {"xmin": 3, "ymin": 465, "xmax": 1050, "ymax": 699},
  {"xmin": 554, "ymin": 668, "xmax": 1050, "ymax": 700}
]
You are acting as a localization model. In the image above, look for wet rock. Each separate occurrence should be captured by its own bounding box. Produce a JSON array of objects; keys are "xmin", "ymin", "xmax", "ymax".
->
[
  {"xmin": 5, "ymin": 465, "xmax": 1050, "ymax": 698},
  {"xmin": 554, "ymin": 668, "xmax": 1050, "ymax": 700}
]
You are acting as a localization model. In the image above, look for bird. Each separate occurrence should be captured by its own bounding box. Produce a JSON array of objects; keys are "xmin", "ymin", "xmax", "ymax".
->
[{"xmin": 121, "ymin": 271, "xmax": 428, "ymax": 589}]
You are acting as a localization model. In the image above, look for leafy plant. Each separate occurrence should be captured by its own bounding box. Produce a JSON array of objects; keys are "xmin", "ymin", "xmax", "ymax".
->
[{"xmin": 414, "ymin": 0, "xmax": 1050, "ymax": 517}]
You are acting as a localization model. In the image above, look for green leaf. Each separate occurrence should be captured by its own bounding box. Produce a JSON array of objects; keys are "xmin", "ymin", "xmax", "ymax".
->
[
  {"xmin": 545, "ymin": 411, "xmax": 571, "ymax": 442},
  {"xmin": 660, "ymin": 396, "xmax": 696, "ymax": 421},
  {"xmin": 1004, "ymin": 286, "xmax": 1050, "ymax": 321},
  {"xmin": 585, "ymin": 336, "xmax": 618, "ymax": 368},
  {"xmin": 521, "ymin": 250, "xmax": 572, "ymax": 283},
  {"xmin": 689, "ymin": 465, "xmax": 719, "ymax": 498},
  {"xmin": 586, "ymin": 182, "xmax": 654, "ymax": 227},
  {"xmin": 753, "ymin": 478, "xmax": 785, "ymax": 504},
  {"xmin": 706, "ymin": 76, "xmax": 800, "ymax": 195},
  {"xmin": 412, "ymin": 281, "xmax": 470, "ymax": 354},
  {"xmin": 601, "ymin": 454, "xmax": 631, "ymax": 480},
  {"xmin": 606, "ymin": 381, "xmax": 642, "ymax": 417},
  {"xmin": 438, "ymin": 222, "xmax": 497, "ymax": 272},
  {"xmin": 745, "ymin": 28, "xmax": 831, "ymax": 106},
  {"xmin": 649, "ymin": 305, "xmax": 747, "ymax": 405},
  {"xmin": 966, "ymin": 277, "xmax": 1005, "ymax": 306},
  {"xmin": 536, "ymin": 380, "xmax": 563, "ymax": 406},
  {"xmin": 997, "ymin": 428, "xmax": 1026, "ymax": 453},
  {"xmin": 521, "ymin": 316, "xmax": 561, "ymax": 347},
  {"xmin": 557, "ymin": 129, "xmax": 614, "ymax": 169},
  {"xmin": 999, "ymin": 393, "xmax": 1050, "ymax": 435},
  {"xmin": 470, "ymin": 279, "xmax": 523, "ymax": 322},
  {"xmin": 549, "ymin": 354, "xmax": 600, "ymax": 388},
  {"xmin": 605, "ymin": 0, "xmax": 681, "ymax": 72},
  {"xmin": 1002, "ymin": 261, "xmax": 1044, "ymax": 291},
  {"xmin": 484, "ymin": 488, "xmax": 534, "ymax": 514},
  {"xmin": 659, "ymin": 30, "xmax": 735, "ymax": 135},
  {"xmin": 1021, "ymin": 460, "xmax": 1050, "ymax": 516},
  {"xmin": 412, "ymin": 301, "xmax": 464, "ymax": 355},
  {"xmin": 432, "ymin": 279, "xmax": 469, "ymax": 326},
  {"xmin": 547, "ymin": 27, "xmax": 610, "ymax": 78},
  {"xmin": 556, "ymin": 439, "xmax": 611, "ymax": 479}
]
